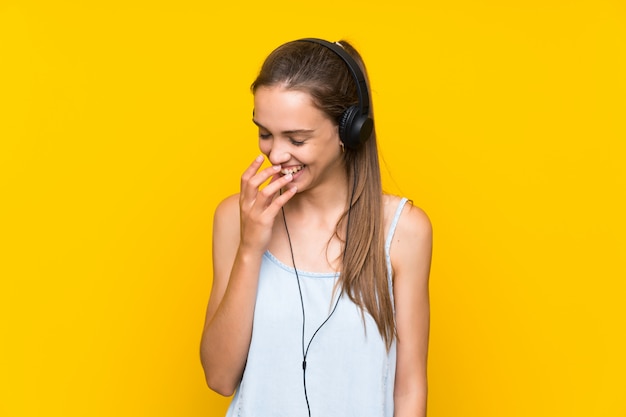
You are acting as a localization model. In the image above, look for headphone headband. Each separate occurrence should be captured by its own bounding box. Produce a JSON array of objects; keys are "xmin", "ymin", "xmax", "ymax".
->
[
  {"xmin": 297, "ymin": 38, "xmax": 373, "ymax": 149},
  {"xmin": 297, "ymin": 38, "xmax": 370, "ymax": 117}
]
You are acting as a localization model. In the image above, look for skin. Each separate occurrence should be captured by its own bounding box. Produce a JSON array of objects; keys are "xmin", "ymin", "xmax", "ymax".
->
[{"xmin": 200, "ymin": 86, "xmax": 432, "ymax": 417}]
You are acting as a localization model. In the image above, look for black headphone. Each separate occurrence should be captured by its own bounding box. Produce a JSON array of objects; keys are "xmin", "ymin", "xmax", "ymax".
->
[{"xmin": 297, "ymin": 38, "xmax": 374, "ymax": 150}]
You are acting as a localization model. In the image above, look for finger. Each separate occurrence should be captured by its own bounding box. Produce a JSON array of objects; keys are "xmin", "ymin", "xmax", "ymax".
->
[
  {"xmin": 258, "ymin": 173, "xmax": 294, "ymax": 204},
  {"xmin": 241, "ymin": 174, "xmax": 292, "ymax": 225},
  {"xmin": 248, "ymin": 165, "xmax": 284, "ymax": 189},
  {"xmin": 264, "ymin": 185, "xmax": 298, "ymax": 218},
  {"xmin": 240, "ymin": 155, "xmax": 265, "ymax": 192},
  {"xmin": 240, "ymin": 157, "xmax": 280, "ymax": 204},
  {"xmin": 241, "ymin": 166, "xmax": 284, "ymax": 207},
  {"xmin": 268, "ymin": 172, "xmax": 281, "ymax": 184},
  {"xmin": 240, "ymin": 155, "xmax": 266, "ymax": 203}
]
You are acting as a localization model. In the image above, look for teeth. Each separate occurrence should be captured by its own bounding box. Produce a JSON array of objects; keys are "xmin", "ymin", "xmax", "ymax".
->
[{"xmin": 281, "ymin": 166, "xmax": 303, "ymax": 175}]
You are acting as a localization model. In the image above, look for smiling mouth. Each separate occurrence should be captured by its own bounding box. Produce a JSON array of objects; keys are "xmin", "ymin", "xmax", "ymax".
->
[{"xmin": 280, "ymin": 165, "xmax": 304, "ymax": 175}]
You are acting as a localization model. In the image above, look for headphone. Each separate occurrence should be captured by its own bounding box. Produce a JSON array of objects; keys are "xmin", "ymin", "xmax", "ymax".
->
[{"xmin": 297, "ymin": 38, "xmax": 374, "ymax": 150}]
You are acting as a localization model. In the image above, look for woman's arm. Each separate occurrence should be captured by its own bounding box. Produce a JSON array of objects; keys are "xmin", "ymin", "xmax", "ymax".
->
[
  {"xmin": 391, "ymin": 203, "xmax": 433, "ymax": 417},
  {"xmin": 200, "ymin": 156, "xmax": 296, "ymax": 396}
]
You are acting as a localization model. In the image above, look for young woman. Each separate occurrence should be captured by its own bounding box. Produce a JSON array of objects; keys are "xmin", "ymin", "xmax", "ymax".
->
[{"xmin": 200, "ymin": 38, "xmax": 432, "ymax": 417}]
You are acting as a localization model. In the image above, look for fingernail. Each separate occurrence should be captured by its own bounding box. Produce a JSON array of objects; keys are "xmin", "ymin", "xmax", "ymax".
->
[
  {"xmin": 284, "ymin": 173, "xmax": 293, "ymax": 180},
  {"xmin": 255, "ymin": 154, "xmax": 264, "ymax": 162},
  {"xmin": 273, "ymin": 165, "xmax": 281, "ymax": 171}
]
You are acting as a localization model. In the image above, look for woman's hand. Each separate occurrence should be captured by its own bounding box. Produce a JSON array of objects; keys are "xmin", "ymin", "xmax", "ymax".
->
[{"xmin": 238, "ymin": 154, "xmax": 296, "ymax": 253}]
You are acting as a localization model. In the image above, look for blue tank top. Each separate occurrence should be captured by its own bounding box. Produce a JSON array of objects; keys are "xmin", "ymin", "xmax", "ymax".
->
[{"xmin": 226, "ymin": 198, "xmax": 408, "ymax": 417}]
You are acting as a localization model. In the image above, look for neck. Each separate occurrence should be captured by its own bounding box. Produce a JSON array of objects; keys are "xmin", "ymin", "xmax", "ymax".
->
[{"xmin": 285, "ymin": 176, "xmax": 350, "ymax": 217}]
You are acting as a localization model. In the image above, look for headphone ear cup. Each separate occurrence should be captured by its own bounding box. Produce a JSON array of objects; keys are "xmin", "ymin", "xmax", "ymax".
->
[
  {"xmin": 338, "ymin": 106, "xmax": 357, "ymax": 148},
  {"xmin": 339, "ymin": 106, "xmax": 373, "ymax": 149}
]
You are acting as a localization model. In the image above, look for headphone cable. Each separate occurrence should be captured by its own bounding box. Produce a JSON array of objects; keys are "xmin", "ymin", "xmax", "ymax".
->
[{"xmin": 281, "ymin": 159, "xmax": 358, "ymax": 417}]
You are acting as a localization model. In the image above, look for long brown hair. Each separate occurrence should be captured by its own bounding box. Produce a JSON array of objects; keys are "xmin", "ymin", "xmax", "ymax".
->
[{"xmin": 251, "ymin": 39, "xmax": 395, "ymax": 349}]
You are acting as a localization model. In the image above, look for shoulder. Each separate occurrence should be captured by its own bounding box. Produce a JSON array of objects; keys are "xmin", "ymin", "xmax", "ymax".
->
[
  {"xmin": 214, "ymin": 193, "xmax": 240, "ymax": 222},
  {"xmin": 213, "ymin": 193, "xmax": 241, "ymax": 243},
  {"xmin": 383, "ymin": 194, "xmax": 432, "ymax": 238},
  {"xmin": 383, "ymin": 194, "xmax": 433, "ymax": 278}
]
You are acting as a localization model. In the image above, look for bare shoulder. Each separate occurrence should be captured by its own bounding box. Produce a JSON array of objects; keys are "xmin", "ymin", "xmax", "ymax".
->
[
  {"xmin": 213, "ymin": 193, "xmax": 241, "ymax": 250},
  {"xmin": 383, "ymin": 194, "xmax": 432, "ymax": 238},
  {"xmin": 383, "ymin": 194, "xmax": 433, "ymax": 279},
  {"xmin": 214, "ymin": 193, "xmax": 240, "ymax": 223}
]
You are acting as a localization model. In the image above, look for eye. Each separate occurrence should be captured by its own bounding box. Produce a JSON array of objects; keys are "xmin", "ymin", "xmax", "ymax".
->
[
  {"xmin": 290, "ymin": 138, "xmax": 305, "ymax": 146},
  {"xmin": 259, "ymin": 133, "xmax": 272, "ymax": 140}
]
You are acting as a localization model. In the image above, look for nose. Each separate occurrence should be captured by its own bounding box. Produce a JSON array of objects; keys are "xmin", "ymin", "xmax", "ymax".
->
[{"xmin": 267, "ymin": 140, "xmax": 290, "ymax": 166}]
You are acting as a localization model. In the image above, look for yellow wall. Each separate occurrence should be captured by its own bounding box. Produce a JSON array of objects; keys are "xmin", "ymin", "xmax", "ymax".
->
[{"xmin": 1, "ymin": 1, "xmax": 624, "ymax": 416}]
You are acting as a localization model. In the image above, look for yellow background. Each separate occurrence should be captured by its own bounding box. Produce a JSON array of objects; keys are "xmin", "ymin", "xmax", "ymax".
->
[{"xmin": 1, "ymin": 1, "xmax": 625, "ymax": 416}]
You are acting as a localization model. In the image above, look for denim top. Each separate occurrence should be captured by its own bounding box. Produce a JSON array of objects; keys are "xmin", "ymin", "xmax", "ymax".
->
[{"xmin": 226, "ymin": 198, "xmax": 408, "ymax": 417}]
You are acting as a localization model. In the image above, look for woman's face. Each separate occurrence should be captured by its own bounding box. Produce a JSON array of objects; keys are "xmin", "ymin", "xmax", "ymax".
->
[{"xmin": 253, "ymin": 86, "xmax": 345, "ymax": 192}]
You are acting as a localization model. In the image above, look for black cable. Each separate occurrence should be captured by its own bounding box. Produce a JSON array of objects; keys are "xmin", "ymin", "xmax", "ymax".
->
[{"xmin": 281, "ymin": 159, "xmax": 358, "ymax": 417}]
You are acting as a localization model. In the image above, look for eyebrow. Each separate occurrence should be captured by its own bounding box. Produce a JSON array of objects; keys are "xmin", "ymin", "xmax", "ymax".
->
[{"xmin": 252, "ymin": 119, "xmax": 315, "ymax": 135}]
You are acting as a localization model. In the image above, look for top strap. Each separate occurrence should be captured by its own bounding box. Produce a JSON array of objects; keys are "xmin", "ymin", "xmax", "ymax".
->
[
  {"xmin": 384, "ymin": 197, "xmax": 408, "ymax": 295},
  {"xmin": 385, "ymin": 197, "xmax": 408, "ymax": 257}
]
